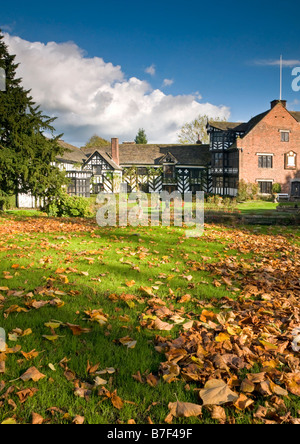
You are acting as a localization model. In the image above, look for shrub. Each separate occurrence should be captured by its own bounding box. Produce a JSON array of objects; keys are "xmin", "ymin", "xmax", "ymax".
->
[
  {"xmin": 0, "ymin": 192, "xmax": 17, "ymax": 211},
  {"xmin": 45, "ymin": 191, "xmax": 93, "ymax": 218},
  {"xmin": 237, "ymin": 180, "xmax": 258, "ymax": 202},
  {"xmin": 272, "ymin": 183, "xmax": 282, "ymax": 194}
]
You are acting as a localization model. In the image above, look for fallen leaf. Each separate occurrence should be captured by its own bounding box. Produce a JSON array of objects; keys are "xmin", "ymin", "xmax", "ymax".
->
[
  {"xmin": 125, "ymin": 280, "xmax": 136, "ymax": 287},
  {"xmin": 1, "ymin": 418, "xmax": 17, "ymax": 424},
  {"xmin": 20, "ymin": 367, "xmax": 46, "ymax": 382},
  {"xmin": 32, "ymin": 412, "xmax": 44, "ymax": 424},
  {"xmin": 199, "ymin": 379, "xmax": 238, "ymax": 406},
  {"xmin": 166, "ymin": 401, "xmax": 202, "ymax": 423},
  {"xmin": 66, "ymin": 323, "xmax": 91, "ymax": 336},
  {"xmin": 94, "ymin": 376, "xmax": 108, "ymax": 386},
  {"xmin": 16, "ymin": 387, "xmax": 38, "ymax": 403},
  {"xmin": 111, "ymin": 390, "xmax": 124, "ymax": 410},
  {"xmin": 72, "ymin": 415, "xmax": 85, "ymax": 424},
  {"xmin": 153, "ymin": 318, "xmax": 173, "ymax": 331}
]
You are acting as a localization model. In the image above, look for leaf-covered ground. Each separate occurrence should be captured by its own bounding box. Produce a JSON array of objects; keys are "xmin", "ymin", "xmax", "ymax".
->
[{"xmin": 0, "ymin": 214, "xmax": 299, "ymax": 424}]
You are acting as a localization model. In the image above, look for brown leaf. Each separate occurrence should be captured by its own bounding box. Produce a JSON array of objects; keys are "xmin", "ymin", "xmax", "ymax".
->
[
  {"xmin": 87, "ymin": 360, "xmax": 100, "ymax": 374},
  {"xmin": 199, "ymin": 379, "xmax": 238, "ymax": 406},
  {"xmin": 146, "ymin": 373, "xmax": 159, "ymax": 387},
  {"xmin": 233, "ymin": 393, "xmax": 254, "ymax": 410},
  {"xmin": 166, "ymin": 400, "xmax": 202, "ymax": 423},
  {"xmin": 72, "ymin": 415, "xmax": 85, "ymax": 424},
  {"xmin": 240, "ymin": 378, "xmax": 255, "ymax": 393},
  {"xmin": 284, "ymin": 373, "xmax": 300, "ymax": 396},
  {"xmin": 32, "ymin": 412, "xmax": 44, "ymax": 424},
  {"xmin": 66, "ymin": 323, "xmax": 91, "ymax": 336},
  {"xmin": 74, "ymin": 387, "xmax": 92, "ymax": 400},
  {"xmin": 16, "ymin": 387, "xmax": 38, "ymax": 403},
  {"xmin": 153, "ymin": 318, "xmax": 173, "ymax": 331},
  {"xmin": 20, "ymin": 367, "xmax": 46, "ymax": 382},
  {"xmin": 210, "ymin": 405, "xmax": 227, "ymax": 423},
  {"xmin": 111, "ymin": 390, "xmax": 124, "ymax": 410},
  {"xmin": 21, "ymin": 349, "xmax": 40, "ymax": 361}
]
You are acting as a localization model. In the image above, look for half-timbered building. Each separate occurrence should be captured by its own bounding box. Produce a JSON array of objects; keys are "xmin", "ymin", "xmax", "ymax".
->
[
  {"xmin": 82, "ymin": 138, "xmax": 212, "ymax": 195},
  {"xmin": 19, "ymin": 98, "xmax": 300, "ymax": 208}
]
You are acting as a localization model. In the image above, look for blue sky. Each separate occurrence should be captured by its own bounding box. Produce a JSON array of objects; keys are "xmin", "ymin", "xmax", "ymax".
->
[{"xmin": 1, "ymin": 0, "xmax": 300, "ymax": 144}]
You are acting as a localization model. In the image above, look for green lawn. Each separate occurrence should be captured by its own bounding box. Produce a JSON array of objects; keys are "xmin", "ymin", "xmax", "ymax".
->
[
  {"xmin": 0, "ymin": 213, "xmax": 299, "ymax": 424},
  {"xmin": 237, "ymin": 200, "xmax": 277, "ymax": 214}
]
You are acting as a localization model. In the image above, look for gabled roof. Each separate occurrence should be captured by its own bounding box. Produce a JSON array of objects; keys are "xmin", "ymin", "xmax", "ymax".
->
[
  {"xmin": 209, "ymin": 102, "xmax": 300, "ymax": 140},
  {"xmin": 83, "ymin": 149, "xmax": 122, "ymax": 171},
  {"xmin": 208, "ymin": 112, "xmax": 269, "ymax": 135},
  {"xmin": 158, "ymin": 151, "xmax": 179, "ymax": 164}
]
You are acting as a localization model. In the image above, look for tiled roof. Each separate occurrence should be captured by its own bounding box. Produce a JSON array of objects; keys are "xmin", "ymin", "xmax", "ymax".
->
[
  {"xmin": 56, "ymin": 140, "xmax": 86, "ymax": 164},
  {"xmin": 209, "ymin": 106, "xmax": 300, "ymax": 138},
  {"xmin": 208, "ymin": 121, "xmax": 246, "ymax": 131},
  {"xmin": 117, "ymin": 143, "xmax": 210, "ymax": 166},
  {"xmin": 289, "ymin": 111, "xmax": 300, "ymax": 122}
]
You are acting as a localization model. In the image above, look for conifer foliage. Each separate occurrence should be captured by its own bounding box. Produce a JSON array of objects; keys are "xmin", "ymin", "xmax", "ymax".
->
[
  {"xmin": 134, "ymin": 128, "xmax": 148, "ymax": 144},
  {"xmin": 0, "ymin": 31, "xmax": 67, "ymax": 208}
]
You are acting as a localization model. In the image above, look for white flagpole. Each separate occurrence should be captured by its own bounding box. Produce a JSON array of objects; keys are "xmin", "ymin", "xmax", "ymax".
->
[{"xmin": 280, "ymin": 55, "xmax": 283, "ymax": 100}]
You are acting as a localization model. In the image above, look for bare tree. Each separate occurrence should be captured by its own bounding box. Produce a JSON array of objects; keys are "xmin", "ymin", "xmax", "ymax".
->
[{"xmin": 177, "ymin": 114, "xmax": 227, "ymax": 144}]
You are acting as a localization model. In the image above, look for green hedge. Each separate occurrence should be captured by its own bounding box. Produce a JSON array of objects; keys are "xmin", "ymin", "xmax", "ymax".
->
[{"xmin": 44, "ymin": 191, "xmax": 93, "ymax": 218}]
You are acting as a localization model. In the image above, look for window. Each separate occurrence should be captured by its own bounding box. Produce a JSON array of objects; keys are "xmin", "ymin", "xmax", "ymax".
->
[
  {"xmin": 93, "ymin": 166, "xmax": 102, "ymax": 175},
  {"xmin": 67, "ymin": 179, "xmax": 76, "ymax": 196},
  {"xmin": 92, "ymin": 183, "xmax": 104, "ymax": 194},
  {"xmin": 213, "ymin": 177, "xmax": 223, "ymax": 188},
  {"xmin": 258, "ymin": 181, "xmax": 272, "ymax": 194},
  {"xmin": 281, "ymin": 131, "xmax": 290, "ymax": 142},
  {"xmin": 190, "ymin": 169, "xmax": 201, "ymax": 179},
  {"xmin": 137, "ymin": 167, "xmax": 148, "ymax": 176},
  {"xmin": 163, "ymin": 165, "xmax": 175, "ymax": 181},
  {"xmin": 67, "ymin": 177, "xmax": 90, "ymax": 197},
  {"xmin": 258, "ymin": 155, "xmax": 273, "ymax": 168},
  {"xmin": 213, "ymin": 153, "xmax": 223, "ymax": 167}
]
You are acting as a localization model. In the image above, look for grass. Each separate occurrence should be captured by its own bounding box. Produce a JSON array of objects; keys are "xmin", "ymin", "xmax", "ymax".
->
[
  {"xmin": 0, "ymin": 212, "xmax": 299, "ymax": 424},
  {"xmin": 0, "ymin": 216, "xmax": 233, "ymax": 424},
  {"xmin": 237, "ymin": 200, "xmax": 277, "ymax": 214}
]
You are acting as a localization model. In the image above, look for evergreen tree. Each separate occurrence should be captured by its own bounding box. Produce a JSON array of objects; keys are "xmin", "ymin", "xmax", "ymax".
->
[
  {"xmin": 0, "ymin": 31, "xmax": 67, "ymax": 209},
  {"xmin": 134, "ymin": 128, "xmax": 148, "ymax": 144}
]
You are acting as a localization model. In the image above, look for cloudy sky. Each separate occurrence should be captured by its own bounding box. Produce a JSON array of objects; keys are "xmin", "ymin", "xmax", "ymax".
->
[{"xmin": 1, "ymin": 0, "xmax": 300, "ymax": 146}]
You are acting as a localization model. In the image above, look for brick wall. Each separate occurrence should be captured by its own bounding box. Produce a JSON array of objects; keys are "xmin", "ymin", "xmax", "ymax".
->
[{"xmin": 238, "ymin": 102, "xmax": 300, "ymax": 194}]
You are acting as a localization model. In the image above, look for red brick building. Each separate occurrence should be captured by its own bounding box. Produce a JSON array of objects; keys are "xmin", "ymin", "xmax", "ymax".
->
[{"xmin": 207, "ymin": 100, "xmax": 300, "ymax": 198}]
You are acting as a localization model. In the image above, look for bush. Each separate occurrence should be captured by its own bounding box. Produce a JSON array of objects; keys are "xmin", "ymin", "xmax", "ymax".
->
[
  {"xmin": 237, "ymin": 180, "xmax": 258, "ymax": 202},
  {"xmin": 45, "ymin": 191, "xmax": 93, "ymax": 218},
  {"xmin": 0, "ymin": 192, "xmax": 17, "ymax": 211},
  {"xmin": 272, "ymin": 183, "xmax": 282, "ymax": 194}
]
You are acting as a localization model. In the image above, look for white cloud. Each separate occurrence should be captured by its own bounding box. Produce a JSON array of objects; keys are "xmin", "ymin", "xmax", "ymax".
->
[
  {"xmin": 162, "ymin": 78, "xmax": 174, "ymax": 87},
  {"xmin": 4, "ymin": 33, "xmax": 230, "ymax": 145},
  {"xmin": 254, "ymin": 58, "xmax": 300, "ymax": 67},
  {"xmin": 144, "ymin": 64, "xmax": 156, "ymax": 76}
]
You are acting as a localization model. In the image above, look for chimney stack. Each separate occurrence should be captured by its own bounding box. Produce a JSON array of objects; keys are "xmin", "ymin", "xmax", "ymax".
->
[
  {"xmin": 271, "ymin": 99, "xmax": 287, "ymax": 109},
  {"xmin": 111, "ymin": 138, "xmax": 120, "ymax": 166}
]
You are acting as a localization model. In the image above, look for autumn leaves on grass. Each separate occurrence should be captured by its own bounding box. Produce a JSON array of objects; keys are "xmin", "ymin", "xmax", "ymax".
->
[{"xmin": 0, "ymin": 217, "xmax": 300, "ymax": 424}]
